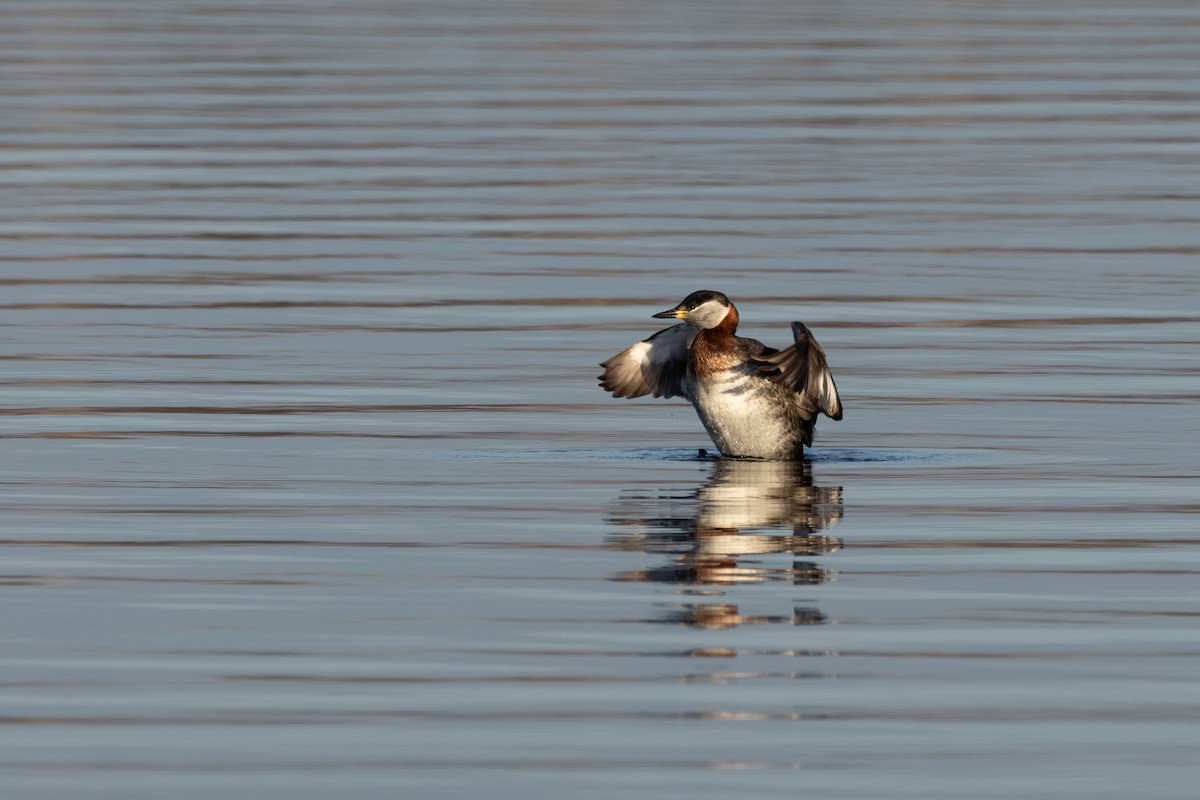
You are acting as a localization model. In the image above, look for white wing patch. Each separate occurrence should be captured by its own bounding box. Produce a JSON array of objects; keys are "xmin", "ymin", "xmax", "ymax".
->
[
  {"xmin": 598, "ymin": 323, "xmax": 696, "ymax": 399},
  {"xmin": 756, "ymin": 322, "xmax": 842, "ymax": 420}
]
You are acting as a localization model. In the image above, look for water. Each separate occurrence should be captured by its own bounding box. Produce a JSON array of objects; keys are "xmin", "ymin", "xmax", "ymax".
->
[{"xmin": 3, "ymin": 1, "xmax": 1199, "ymax": 797}]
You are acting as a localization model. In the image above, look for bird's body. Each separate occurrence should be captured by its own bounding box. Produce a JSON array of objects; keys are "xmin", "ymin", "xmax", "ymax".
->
[{"xmin": 599, "ymin": 291, "xmax": 842, "ymax": 460}]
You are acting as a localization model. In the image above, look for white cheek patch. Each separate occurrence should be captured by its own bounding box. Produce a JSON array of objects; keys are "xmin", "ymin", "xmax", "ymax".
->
[{"xmin": 686, "ymin": 300, "xmax": 728, "ymax": 329}]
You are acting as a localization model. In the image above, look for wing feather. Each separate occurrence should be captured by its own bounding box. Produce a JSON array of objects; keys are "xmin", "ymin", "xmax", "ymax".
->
[
  {"xmin": 755, "ymin": 322, "xmax": 843, "ymax": 420},
  {"xmin": 598, "ymin": 323, "xmax": 695, "ymax": 399}
]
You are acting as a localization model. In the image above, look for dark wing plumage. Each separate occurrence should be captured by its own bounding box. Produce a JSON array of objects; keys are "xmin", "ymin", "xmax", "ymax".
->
[
  {"xmin": 735, "ymin": 335, "xmax": 776, "ymax": 358},
  {"xmin": 599, "ymin": 323, "xmax": 696, "ymax": 399},
  {"xmin": 754, "ymin": 322, "xmax": 843, "ymax": 421}
]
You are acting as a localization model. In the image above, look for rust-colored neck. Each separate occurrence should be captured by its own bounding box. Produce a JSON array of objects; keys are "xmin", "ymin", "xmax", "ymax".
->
[
  {"xmin": 691, "ymin": 302, "xmax": 740, "ymax": 376},
  {"xmin": 714, "ymin": 302, "xmax": 738, "ymax": 335}
]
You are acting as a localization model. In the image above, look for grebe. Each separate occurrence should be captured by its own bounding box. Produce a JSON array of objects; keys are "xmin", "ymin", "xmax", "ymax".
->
[{"xmin": 599, "ymin": 290, "xmax": 842, "ymax": 460}]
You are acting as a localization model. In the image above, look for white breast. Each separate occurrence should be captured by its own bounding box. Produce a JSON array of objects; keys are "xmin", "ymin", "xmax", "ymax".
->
[{"xmin": 689, "ymin": 368, "xmax": 802, "ymax": 459}]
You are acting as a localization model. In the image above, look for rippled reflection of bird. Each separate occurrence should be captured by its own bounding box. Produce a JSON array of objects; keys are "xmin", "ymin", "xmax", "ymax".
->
[
  {"xmin": 608, "ymin": 458, "xmax": 843, "ymax": 584},
  {"xmin": 599, "ymin": 291, "xmax": 842, "ymax": 460},
  {"xmin": 607, "ymin": 458, "xmax": 843, "ymax": 628}
]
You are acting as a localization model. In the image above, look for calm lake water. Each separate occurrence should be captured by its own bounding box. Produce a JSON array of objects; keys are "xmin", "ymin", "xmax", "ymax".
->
[{"xmin": 3, "ymin": 1, "xmax": 1199, "ymax": 797}]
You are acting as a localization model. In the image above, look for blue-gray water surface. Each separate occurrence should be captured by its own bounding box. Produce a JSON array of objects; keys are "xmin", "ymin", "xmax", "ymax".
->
[{"xmin": 2, "ymin": 1, "xmax": 1199, "ymax": 798}]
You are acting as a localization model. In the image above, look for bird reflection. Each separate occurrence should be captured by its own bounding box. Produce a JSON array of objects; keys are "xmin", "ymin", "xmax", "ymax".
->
[
  {"xmin": 658, "ymin": 603, "xmax": 829, "ymax": 630},
  {"xmin": 607, "ymin": 458, "xmax": 843, "ymax": 629}
]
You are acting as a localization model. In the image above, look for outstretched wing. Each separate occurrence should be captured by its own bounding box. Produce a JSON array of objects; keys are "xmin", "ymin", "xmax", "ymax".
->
[
  {"xmin": 599, "ymin": 323, "xmax": 696, "ymax": 399},
  {"xmin": 755, "ymin": 322, "xmax": 843, "ymax": 420}
]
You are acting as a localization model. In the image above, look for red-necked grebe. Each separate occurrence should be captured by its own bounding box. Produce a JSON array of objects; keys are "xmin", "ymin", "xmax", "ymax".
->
[{"xmin": 599, "ymin": 290, "xmax": 842, "ymax": 460}]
